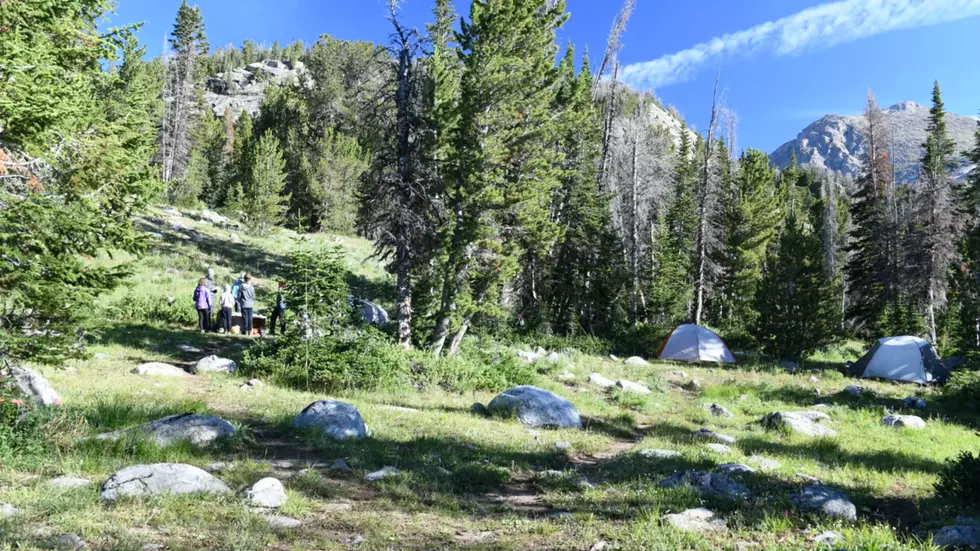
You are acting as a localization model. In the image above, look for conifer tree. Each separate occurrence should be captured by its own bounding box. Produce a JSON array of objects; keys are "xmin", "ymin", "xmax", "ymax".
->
[
  {"xmin": 954, "ymin": 117, "xmax": 980, "ymax": 351},
  {"xmin": 244, "ymin": 133, "xmax": 289, "ymax": 234}
]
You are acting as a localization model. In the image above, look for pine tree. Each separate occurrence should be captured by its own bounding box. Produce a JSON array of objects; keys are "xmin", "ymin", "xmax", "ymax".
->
[
  {"xmin": 244, "ymin": 133, "xmax": 289, "ymax": 234},
  {"xmin": 955, "ymin": 117, "xmax": 980, "ymax": 352},
  {"xmin": 225, "ymin": 111, "xmax": 254, "ymax": 212},
  {"xmin": 754, "ymin": 211, "xmax": 837, "ymax": 360}
]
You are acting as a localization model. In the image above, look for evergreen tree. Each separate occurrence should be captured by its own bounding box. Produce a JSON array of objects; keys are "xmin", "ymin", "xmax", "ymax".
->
[
  {"xmin": 225, "ymin": 111, "xmax": 254, "ymax": 212},
  {"xmin": 754, "ymin": 211, "xmax": 837, "ymax": 360},
  {"xmin": 954, "ymin": 117, "xmax": 980, "ymax": 352},
  {"xmin": 244, "ymin": 133, "xmax": 289, "ymax": 234}
]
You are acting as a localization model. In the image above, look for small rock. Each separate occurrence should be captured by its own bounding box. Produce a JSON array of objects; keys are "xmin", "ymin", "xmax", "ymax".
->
[
  {"xmin": 683, "ymin": 379, "xmax": 702, "ymax": 392},
  {"xmin": 812, "ymin": 531, "xmax": 841, "ymax": 546},
  {"xmin": 142, "ymin": 545, "xmax": 166, "ymax": 551},
  {"xmin": 814, "ymin": 388, "xmax": 823, "ymax": 397},
  {"xmin": 246, "ymin": 379, "xmax": 264, "ymax": 387},
  {"xmin": 904, "ymin": 396, "xmax": 928, "ymax": 409},
  {"xmin": 294, "ymin": 400, "xmax": 368, "ymax": 440},
  {"xmin": 470, "ymin": 403, "xmax": 490, "ymax": 417},
  {"xmin": 0, "ymin": 504, "xmax": 20, "ymax": 518},
  {"xmin": 589, "ymin": 373, "xmax": 616, "ymax": 388},
  {"xmin": 694, "ymin": 428, "xmax": 737, "ymax": 444},
  {"xmin": 706, "ymin": 443, "xmax": 733, "ymax": 453},
  {"xmin": 668, "ymin": 370, "xmax": 689, "ymax": 378},
  {"xmin": 558, "ymin": 370, "xmax": 577, "ymax": 382},
  {"xmin": 624, "ymin": 356, "xmax": 650, "ymax": 366},
  {"xmin": 589, "ymin": 542, "xmax": 610, "ymax": 551},
  {"xmin": 795, "ymin": 473, "xmax": 822, "ymax": 484},
  {"xmin": 737, "ymin": 394, "xmax": 750, "ymax": 401},
  {"xmin": 191, "ymin": 356, "xmax": 237, "ymax": 374},
  {"xmin": 544, "ymin": 352, "xmax": 563, "ymax": 362},
  {"xmin": 881, "ymin": 414, "xmax": 926, "ymax": 429},
  {"xmin": 100, "ymin": 463, "xmax": 231, "ymax": 501},
  {"xmin": 933, "ymin": 524, "xmax": 980, "ymax": 548},
  {"xmin": 93, "ymin": 353, "xmax": 110, "ymax": 360},
  {"xmin": 46, "ymin": 476, "xmax": 92, "ymax": 489},
  {"xmin": 638, "ymin": 449, "xmax": 682, "ymax": 459},
  {"xmin": 762, "ymin": 411, "xmax": 836, "ymax": 437},
  {"xmin": 843, "ymin": 385, "xmax": 864, "ymax": 397},
  {"xmin": 616, "ymin": 379, "xmax": 651, "ymax": 395},
  {"xmin": 609, "ymin": 355, "xmax": 621, "ymax": 362},
  {"xmin": 9, "ymin": 365, "xmax": 62, "ymax": 406},
  {"xmin": 748, "ymin": 456, "xmax": 781, "ymax": 471},
  {"xmin": 57, "ymin": 534, "xmax": 87, "ymax": 551},
  {"xmin": 790, "ymin": 485, "xmax": 856, "ymax": 521},
  {"xmin": 659, "ymin": 471, "xmax": 751, "ymax": 499},
  {"xmin": 264, "ymin": 516, "xmax": 302, "ymax": 529},
  {"xmin": 554, "ymin": 441, "xmax": 571, "ymax": 450},
  {"xmin": 665, "ymin": 508, "xmax": 727, "ymax": 533},
  {"xmin": 131, "ymin": 362, "xmax": 189, "ymax": 377},
  {"xmin": 365, "ymin": 466, "xmax": 399, "ymax": 481},
  {"xmin": 573, "ymin": 477, "xmax": 594, "ymax": 490},
  {"xmin": 536, "ymin": 470, "xmax": 565, "ymax": 479},
  {"xmin": 246, "ymin": 477, "xmax": 287, "ymax": 508},
  {"xmin": 716, "ymin": 463, "xmax": 755, "ymax": 475},
  {"xmin": 809, "ymin": 376, "xmax": 819, "ymax": 383},
  {"xmin": 176, "ymin": 344, "xmax": 203, "ymax": 354},
  {"xmin": 703, "ymin": 403, "xmax": 734, "ymax": 418}
]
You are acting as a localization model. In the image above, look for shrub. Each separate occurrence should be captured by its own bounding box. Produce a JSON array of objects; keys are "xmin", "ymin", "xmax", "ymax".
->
[
  {"xmin": 104, "ymin": 292, "xmax": 197, "ymax": 327},
  {"xmin": 936, "ymin": 451, "xmax": 980, "ymax": 505},
  {"xmin": 410, "ymin": 341, "xmax": 538, "ymax": 393},
  {"xmin": 944, "ymin": 369, "xmax": 980, "ymax": 401},
  {"xmin": 0, "ymin": 376, "xmax": 53, "ymax": 460}
]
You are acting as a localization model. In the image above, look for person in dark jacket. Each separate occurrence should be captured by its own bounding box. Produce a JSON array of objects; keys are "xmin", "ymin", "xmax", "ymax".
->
[
  {"xmin": 239, "ymin": 275, "xmax": 256, "ymax": 336},
  {"xmin": 269, "ymin": 280, "xmax": 287, "ymax": 335},
  {"xmin": 192, "ymin": 278, "xmax": 213, "ymax": 333}
]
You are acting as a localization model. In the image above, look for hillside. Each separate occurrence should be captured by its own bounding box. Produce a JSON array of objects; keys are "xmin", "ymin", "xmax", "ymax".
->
[{"xmin": 771, "ymin": 101, "xmax": 978, "ymax": 182}]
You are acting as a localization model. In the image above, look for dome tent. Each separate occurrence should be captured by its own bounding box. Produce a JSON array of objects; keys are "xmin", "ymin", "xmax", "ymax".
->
[
  {"xmin": 657, "ymin": 324, "xmax": 736, "ymax": 364},
  {"xmin": 847, "ymin": 336, "xmax": 949, "ymax": 384}
]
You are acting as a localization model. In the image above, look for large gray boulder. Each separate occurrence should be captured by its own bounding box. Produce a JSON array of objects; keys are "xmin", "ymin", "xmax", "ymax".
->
[
  {"xmin": 933, "ymin": 524, "xmax": 980, "ymax": 548},
  {"xmin": 96, "ymin": 413, "xmax": 236, "ymax": 448},
  {"xmin": 246, "ymin": 477, "xmax": 287, "ymax": 508},
  {"xmin": 100, "ymin": 463, "xmax": 231, "ymax": 501},
  {"xmin": 664, "ymin": 508, "xmax": 727, "ymax": 533},
  {"xmin": 880, "ymin": 414, "xmax": 926, "ymax": 429},
  {"xmin": 762, "ymin": 411, "xmax": 837, "ymax": 437},
  {"xmin": 191, "ymin": 356, "xmax": 237, "ymax": 374},
  {"xmin": 659, "ymin": 471, "xmax": 751, "ymax": 499},
  {"xmin": 294, "ymin": 401, "xmax": 368, "ymax": 440},
  {"xmin": 131, "ymin": 362, "xmax": 189, "ymax": 377},
  {"xmin": 9, "ymin": 365, "xmax": 61, "ymax": 406},
  {"xmin": 790, "ymin": 485, "xmax": 856, "ymax": 521},
  {"xmin": 486, "ymin": 386, "xmax": 582, "ymax": 429}
]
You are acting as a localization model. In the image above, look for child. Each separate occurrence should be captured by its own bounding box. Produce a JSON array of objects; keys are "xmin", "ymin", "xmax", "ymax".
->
[
  {"xmin": 218, "ymin": 285, "xmax": 235, "ymax": 334},
  {"xmin": 192, "ymin": 278, "xmax": 213, "ymax": 333}
]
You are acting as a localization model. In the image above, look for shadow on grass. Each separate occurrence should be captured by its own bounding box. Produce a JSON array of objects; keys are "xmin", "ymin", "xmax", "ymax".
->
[
  {"xmin": 737, "ymin": 435, "xmax": 945, "ymax": 475},
  {"xmin": 95, "ymin": 322, "xmax": 253, "ymax": 366}
]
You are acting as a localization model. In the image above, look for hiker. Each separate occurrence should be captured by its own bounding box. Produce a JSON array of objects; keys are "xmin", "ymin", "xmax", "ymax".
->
[
  {"xmin": 218, "ymin": 285, "xmax": 235, "ymax": 334},
  {"xmin": 204, "ymin": 269, "xmax": 216, "ymax": 329},
  {"xmin": 192, "ymin": 278, "xmax": 213, "ymax": 333},
  {"xmin": 231, "ymin": 273, "xmax": 245, "ymax": 313},
  {"xmin": 269, "ymin": 280, "xmax": 287, "ymax": 335},
  {"xmin": 239, "ymin": 275, "xmax": 256, "ymax": 336}
]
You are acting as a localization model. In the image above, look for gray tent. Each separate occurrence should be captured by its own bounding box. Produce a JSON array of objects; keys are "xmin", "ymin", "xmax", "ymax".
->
[{"xmin": 847, "ymin": 336, "xmax": 949, "ymax": 384}]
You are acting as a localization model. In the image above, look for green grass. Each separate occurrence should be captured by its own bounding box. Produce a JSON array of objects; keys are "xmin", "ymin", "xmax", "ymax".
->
[{"xmin": 2, "ymin": 205, "xmax": 976, "ymax": 550}]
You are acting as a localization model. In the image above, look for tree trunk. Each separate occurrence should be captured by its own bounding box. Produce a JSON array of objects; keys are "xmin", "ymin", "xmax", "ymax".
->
[
  {"xmin": 692, "ymin": 74, "xmax": 720, "ymax": 326},
  {"xmin": 394, "ymin": 41, "xmax": 414, "ymax": 350},
  {"xmin": 598, "ymin": 62, "xmax": 620, "ymax": 190},
  {"xmin": 629, "ymin": 130, "xmax": 640, "ymax": 324},
  {"xmin": 447, "ymin": 285, "xmax": 490, "ymax": 356}
]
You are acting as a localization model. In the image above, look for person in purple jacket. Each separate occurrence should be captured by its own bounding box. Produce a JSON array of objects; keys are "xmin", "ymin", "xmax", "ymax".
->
[{"xmin": 193, "ymin": 278, "xmax": 213, "ymax": 333}]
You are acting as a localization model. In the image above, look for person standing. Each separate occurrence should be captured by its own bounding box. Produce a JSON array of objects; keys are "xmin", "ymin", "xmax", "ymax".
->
[
  {"xmin": 218, "ymin": 284, "xmax": 235, "ymax": 334},
  {"xmin": 231, "ymin": 273, "xmax": 245, "ymax": 313},
  {"xmin": 239, "ymin": 275, "xmax": 256, "ymax": 336},
  {"xmin": 269, "ymin": 280, "xmax": 287, "ymax": 335},
  {"xmin": 204, "ymin": 269, "xmax": 216, "ymax": 330},
  {"xmin": 192, "ymin": 278, "xmax": 213, "ymax": 333}
]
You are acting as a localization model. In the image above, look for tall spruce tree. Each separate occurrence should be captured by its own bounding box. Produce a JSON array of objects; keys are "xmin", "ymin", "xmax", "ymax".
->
[
  {"xmin": 954, "ymin": 117, "xmax": 980, "ymax": 352},
  {"xmin": 244, "ymin": 133, "xmax": 289, "ymax": 234}
]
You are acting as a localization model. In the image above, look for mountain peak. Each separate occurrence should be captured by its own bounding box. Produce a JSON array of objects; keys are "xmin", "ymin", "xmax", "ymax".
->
[{"xmin": 887, "ymin": 101, "xmax": 923, "ymax": 112}]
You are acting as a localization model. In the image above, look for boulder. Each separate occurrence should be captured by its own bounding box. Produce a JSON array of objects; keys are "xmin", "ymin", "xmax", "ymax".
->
[
  {"xmin": 638, "ymin": 449, "xmax": 682, "ymax": 459},
  {"xmin": 706, "ymin": 443, "xmax": 733, "ymax": 454},
  {"xmin": 624, "ymin": 356, "xmax": 650, "ymax": 366},
  {"xmin": 365, "ymin": 466, "xmax": 399, "ymax": 481},
  {"xmin": 46, "ymin": 476, "xmax": 92, "ymax": 489},
  {"xmin": 933, "ymin": 524, "xmax": 980, "ymax": 548},
  {"xmin": 264, "ymin": 516, "xmax": 302, "ymax": 529},
  {"xmin": 93, "ymin": 353, "xmax": 110, "ymax": 360},
  {"xmin": 843, "ymin": 385, "xmax": 864, "ymax": 397},
  {"xmin": 716, "ymin": 463, "xmax": 755, "ymax": 475},
  {"xmin": 668, "ymin": 370, "xmax": 689, "ymax": 378},
  {"xmin": 703, "ymin": 403, "xmax": 734, "ymax": 418},
  {"xmin": 881, "ymin": 414, "xmax": 926, "ymax": 429},
  {"xmin": 470, "ymin": 402, "xmax": 490, "ymax": 417},
  {"xmin": 100, "ymin": 463, "xmax": 231, "ymax": 501},
  {"xmin": 57, "ymin": 533, "xmax": 87, "ymax": 551},
  {"xmin": 246, "ymin": 477, "xmax": 287, "ymax": 508},
  {"xmin": 486, "ymin": 386, "xmax": 582, "ymax": 429},
  {"xmin": 131, "ymin": 362, "xmax": 189, "ymax": 377},
  {"xmin": 330, "ymin": 459, "xmax": 352, "ymax": 471},
  {"xmin": 294, "ymin": 401, "xmax": 368, "ymax": 440},
  {"xmin": 8, "ymin": 365, "xmax": 61, "ymax": 406},
  {"xmin": 762, "ymin": 411, "xmax": 837, "ymax": 437},
  {"xmin": 694, "ymin": 428, "xmax": 737, "ymax": 444},
  {"xmin": 616, "ymin": 379, "xmax": 651, "ymax": 395},
  {"xmin": 609, "ymin": 354, "xmax": 621, "ymax": 362},
  {"xmin": 356, "ymin": 299, "xmax": 390, "ymax": 326},
  {"xmin": 518, "ymin": 350, "xmax": 543, "ymax": 362},
  {"xmin": 683, "ymin": 379, "xmax": 703, "ymax": 392},
  {"xmin": 659, "ymin": 471, "xmax": 751, "ymax": 499},
  {"xmin": 96, "ymin": 413, "xmax": 236, "ymax": 448},
  {"xmin": 191, "ymin": 356, "xmax": 237, "ymax": 374},
  {"xmin": 198, "ymin": 209, "xmax": 229, "ymax": 225},
  {"xmin": 790, "ymin": 485, "xmax": 856, "ymax": 521},
  {"xmin": 589, "ymin": 373, "xmax": 616, "ymax": 388},
  {"xmin": 664, "ymin": 508, "xmax": 727, "ymax": 533}
]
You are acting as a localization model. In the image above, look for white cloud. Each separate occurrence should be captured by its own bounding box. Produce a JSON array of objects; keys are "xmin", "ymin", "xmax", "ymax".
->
[{"xmin": 621, "ymin": 0, "xmax": 980, "ymax": 90}]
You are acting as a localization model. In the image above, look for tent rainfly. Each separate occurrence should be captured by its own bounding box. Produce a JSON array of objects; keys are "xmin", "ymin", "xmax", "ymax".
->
[
  {"xmin": 847, "ymin": 336, "xmax": 949, "ymax": 384},
  {"xmin": 657, "ymin": 324, "xmax": 736, "ymax": 364}
]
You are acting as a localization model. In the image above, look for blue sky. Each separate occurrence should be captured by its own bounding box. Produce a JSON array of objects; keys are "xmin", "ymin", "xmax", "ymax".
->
[{"xmin": 106, "ymin": 0, "xmax": 980, "ymax": 153}]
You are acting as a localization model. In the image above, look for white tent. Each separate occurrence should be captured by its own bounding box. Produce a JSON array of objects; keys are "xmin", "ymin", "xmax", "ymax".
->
[
  {"xmin": 657, "ymin": 324, "xmax": 736, "ymax": 364},
  {"xmin": 847, "ymin": 336, "xmax": 949, "ymax": 384}
]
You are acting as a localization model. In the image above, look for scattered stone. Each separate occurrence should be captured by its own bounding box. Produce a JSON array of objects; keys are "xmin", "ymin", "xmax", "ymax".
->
[
  {"xmin": 293, "ymin": 400, "xmax": 368, "ymax": 440},
  {"xmin": 748, "ymin": 456, "xmax": 781, "ymax": 471},
  {"xmin": 737, "ymin": 394, "xmax": 750, "ymax": 401},
  {"xmin": 536, "ymin": 470, "xmax": 565, "ymax": 479},
  {"xmin": 904, "ymin": 397, "xmax": 928, "ymax": 409},
  {"xmin": 0, "ymin": 504, "xmax": 20, "ymax": 518},
  {"xmin": 191, "ymin": 356, "xmax": 237, "ymax": 374},
  {"xmin": 264, "ymin": 516, "xmax": 302, "ymax": 529},
  {"xmin": 694, "ymin": 428, "xmax": 737, "ymax": 444},
  {"xmin": 554, "ymin": 441, "xmax": 571, "ymax": 450},
  {"xmin": 246, "ymin": 478, "xmax": 287, "ymax": 508},
  {"xmin": 589, "ymin": 542, "xmax": 610, "ymax": 551},
  {"xmin": 470, "ymin": 402, "xmax": 490, "ymax": 417},
  {"xmin": 57, "ymin": 533, "xmax": 87, "ymax": 551},
  {"xmin": 843, "ymin": 385, "xmax": 864, "ymax": 397},
  {"xmin": 703, "ymin": 403, "xmax": 734, "ymax": 418},
  {"xmin": 932, "ymin": 524, "xmax": 980, "ymax": 548},
  {"xmin": 716, "ymin": 463, "xmax": 756, "ymax": 475},
  {"xmin": 706, "ymin": 443, "xmax": 733, "ymax": 454},
  {"xmin": 344, "ymin": 534, "xmax": 366, "ymax": 546},
  {"xmin": 558, "ymin": 370, "xmax": 577, "ymax": 382},
  {"xmin": 95, "ymin": 413, "xmax": 236, "ymax": 448},
  {"xmin": 638, "ymin": 449, "xmax": 683, "ymax": 459},
  {"xmin": 609, "ymin": 355, "xmax": 621, "ymax": 362},
  {"xmin": 809, "ymin": 376, "xmax": 819, "ymax": 383},
  {"xmin": 795, "ymin": 473, "xmax": 822, "ymax": 484},
  {"xmin": 780, "ymin": 360, "xmax": 800, "ymax": 371},
  {"xmin": 204, "ymin": 462, "xmax": 228, "ymax": 473},
  {"xmin": 762, "ymin": 411, "xmax": 837, "ymax": 437},
  {"xmin": 616, "ymin": 379, "xmax": 651, "ymax": 395},
  {"xmin": 589, "ymin": 373, "xmax": 616, "ymax": 388},
  {"xmin": 93, "ymin": 353, "xmax": 110, "ymax": 360},
  {"xmin": 100, "ymin": 463, "xmax": 231, "ymax": 501},
  {"xmin": 517, "ymin": 350, "xmax": 543, "ymax": 362},
  {"xmin": 131, "ymin": 362, "xmax": 189, "ymax": 377},
  {"xmin": 365, "ymin": 466, "xmax": 399, "ymax": 481},
  {"xmin": 573, "ymin": 477, "xmax": 594, "ymax": 490},
  {"xmin": 46, "ymin": 476, "xmax": 92, "ymax": 489},
  {"xmin": 668, "ymin": 370, "xmax": 689, "ymax": 378},
  {"xmin": 659, "ymin": 471, "xmax": 751, "ymax": 499},
  {"xmin": 486, "ymin": 386, "xmax": 583, "ymax": 429},
  {"xmin": 683, "ymin": 379, "xmax": 703, "ymax": 392},
  {"xmin": 240, "ymin": 379, "xmax": 264, "ymax": 391},
  {"xmin": 544, "ymin": 352, "xmax": 563, "ymax": 362},
  {"xmin": 142, "ymin": 545, "xmax": 165, "ymax": 551},
  {"xmin": 881, "ymin": 414, "xmax": 926, "ymax": 429},
  {"xmin": 812, "ymin": 531, "xmax": 842, "ymax": 546},
  {"xmin": 625, "ymin": 356, "xmax": 650, "ymax": 366},
  {"xmin": 534, "ymin": 346, "xmax": 547, "ymax": 356},
  {"xmin": 814, "ymin": 388, "xmax": 823, "ymax": 397},
  {"xmin": 8, "ymin": 365, "xmax": 62, "ymax": 406},
  {"xmin": 665, "ymin": 508, "xmax": 727, "ymax": 533},
  {"xmin": 790, "ymin": 485, "xmax": 856, "ymax": 522},
  {"xmin": 176, "ymin": 343, "xmax": 203, "ymax": 354}
]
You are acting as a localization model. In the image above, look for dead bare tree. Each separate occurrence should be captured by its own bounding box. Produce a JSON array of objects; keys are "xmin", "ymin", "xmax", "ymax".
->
[
  {"xmin": 692, "ymin": 73, "xmax": 723, "ymax": 326},
  {"xmin": 592, "ymin": 0, "xmax": 636, "ymax": 103}
]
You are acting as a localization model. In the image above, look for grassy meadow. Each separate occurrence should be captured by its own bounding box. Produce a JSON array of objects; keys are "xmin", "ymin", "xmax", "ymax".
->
[{"xmin": 2, "ymin": 206, "xmax": 977, "ymax": 550}]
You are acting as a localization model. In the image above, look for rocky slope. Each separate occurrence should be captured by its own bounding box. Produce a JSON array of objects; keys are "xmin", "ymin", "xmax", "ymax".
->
[
  {"xmin": 204, "ymin": 59, "xmax": 304, "ymax": 119},
  {"xmin": 771, "ymin": 101, "xmax": 977, "ymax": 182}
]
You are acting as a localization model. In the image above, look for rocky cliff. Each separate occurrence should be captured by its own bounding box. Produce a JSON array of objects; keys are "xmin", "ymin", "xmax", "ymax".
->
[{"xmin": 204, "ymin": 59, "xmax": 304, "ymax": 119}]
